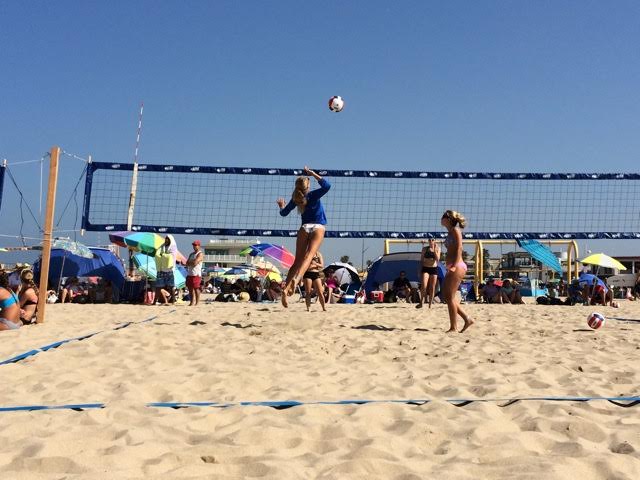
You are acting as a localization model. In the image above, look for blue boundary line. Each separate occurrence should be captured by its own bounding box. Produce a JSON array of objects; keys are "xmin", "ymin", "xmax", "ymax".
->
[
  {"xmin": 0, "ymin": 310, "xmax": 175, "ymax": 367},
  {"xmin": 1, "ymin": 396, "xmax": 639, "ymax": 413},
  {"xmin": 0, "ymin": 403, "xmax": 105, "ymax": 412},
  {"xmin": 146, "ymin": 396, "xmax": 640, "ymax": 410}
]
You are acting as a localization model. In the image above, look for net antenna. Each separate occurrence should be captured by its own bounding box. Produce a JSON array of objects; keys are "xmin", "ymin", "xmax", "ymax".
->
[{"xmin": 126, "ymin": 102, "xmax": 144, "ymax": 231}]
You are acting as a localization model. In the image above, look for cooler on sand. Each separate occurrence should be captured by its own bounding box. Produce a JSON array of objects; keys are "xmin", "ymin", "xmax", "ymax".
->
[{"xmin": 369, "ymin": 291, "xmax": 384, "ymax": 303}]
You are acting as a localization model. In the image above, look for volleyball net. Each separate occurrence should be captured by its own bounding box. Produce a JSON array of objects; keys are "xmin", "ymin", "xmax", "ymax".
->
[{"xmin": 82, "ymin": 162, "xmax": 640, "ymax": 240}]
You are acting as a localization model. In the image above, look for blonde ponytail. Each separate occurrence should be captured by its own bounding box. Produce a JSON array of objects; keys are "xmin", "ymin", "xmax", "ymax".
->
[
  {"xmin": 444, "ymin": 210, "xmax": 467, "ymax": 229},
  {"xmin": 292, "ymin": 176, "xmax": 310, "ymax": 214},
  {"xmin": 452, "ymin": 211, "xmax": 466, "ymax": 229}
]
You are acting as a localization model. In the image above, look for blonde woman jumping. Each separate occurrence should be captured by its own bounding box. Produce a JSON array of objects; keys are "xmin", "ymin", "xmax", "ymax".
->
[{"xmin": 277, "ymin": 166, "xmax": 331, "ymax": 307}]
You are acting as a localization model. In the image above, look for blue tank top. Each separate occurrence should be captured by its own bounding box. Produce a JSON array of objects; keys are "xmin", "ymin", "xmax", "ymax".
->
[{"xmin": 280, "ymin": 178, "xmax": 332, "ymax": 225}]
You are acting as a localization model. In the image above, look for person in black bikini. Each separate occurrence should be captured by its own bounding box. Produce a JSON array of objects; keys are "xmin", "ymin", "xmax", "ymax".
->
[
  {"xmin": 416, "ymin": 238, "xmax": 441, "ymax": 309},
  {"xmin": 303, "ymin": 251, "xmax": 327, "ymax": 312},
  {"xmin": 18, "ymin": 269, "xmax": 38, "ymax": 324}
]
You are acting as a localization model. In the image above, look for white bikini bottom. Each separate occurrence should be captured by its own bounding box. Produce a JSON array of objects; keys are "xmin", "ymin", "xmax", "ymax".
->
[{"xmin": 301, "ymin": 223, "xmax": 325, "ymax": 234}]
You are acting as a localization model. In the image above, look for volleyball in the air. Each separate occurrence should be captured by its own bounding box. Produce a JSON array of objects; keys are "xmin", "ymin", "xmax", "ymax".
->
[
  {"xmin": 328, "ymin": 96, "xmax": 344, "ymax": 112},
  {"xmin": 587, "ymin": 312, "xmax": 606, "ymax": 330}
]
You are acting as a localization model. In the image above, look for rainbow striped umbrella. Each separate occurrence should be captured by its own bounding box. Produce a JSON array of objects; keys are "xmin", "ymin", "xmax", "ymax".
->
[{"xmin": 239, "ymin": 244, "xmax": 294, "ymax": 269}]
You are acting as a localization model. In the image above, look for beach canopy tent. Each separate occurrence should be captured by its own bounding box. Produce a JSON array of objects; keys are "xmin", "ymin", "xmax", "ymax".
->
[
  {"xmin": 363, "ymin": 252, "xmax": 446, "ymax": 293},
  {"xmin": 34, "ymin": 247, "xmax": 125, "ymax": 288}
]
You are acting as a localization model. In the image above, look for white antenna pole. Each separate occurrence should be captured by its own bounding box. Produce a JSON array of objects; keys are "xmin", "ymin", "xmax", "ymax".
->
[{"xmin": 126, "ymin": 102, "xmax": 144, "ymax": 231}]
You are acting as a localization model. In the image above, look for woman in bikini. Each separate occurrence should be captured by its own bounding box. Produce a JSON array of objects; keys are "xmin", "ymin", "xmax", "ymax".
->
[
  {"xmin": 0, "ymin": 270, "xmax": 22, "ymax": 331},
  {"xmin": 441, "ymin": 210, "xmax": 473, "ymax": 333},
  {"xmin": 303, "ymin": 251, "xmax": 327, "ymax": 312},
  {"xmin": 18, "ymin": 269, "xmax": 38, "ymax": 325},
  {"xmin": 416, "ymin": 238, "xmax": 441, "ymax": 309},
  {"xmin": 277, "ymin": 166, "xmax": 331, "ymax": 307}
]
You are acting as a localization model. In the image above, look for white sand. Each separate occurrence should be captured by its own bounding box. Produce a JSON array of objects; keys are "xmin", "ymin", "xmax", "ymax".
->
[{"xmin": 0, "ymin": 299, "xmax": 639, "ymax": 479}]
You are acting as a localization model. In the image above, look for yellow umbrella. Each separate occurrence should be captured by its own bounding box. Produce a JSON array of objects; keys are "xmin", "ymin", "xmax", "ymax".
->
[{"xmin": 580, "ymin": 253, "xmax": 626, "ymax": 271}]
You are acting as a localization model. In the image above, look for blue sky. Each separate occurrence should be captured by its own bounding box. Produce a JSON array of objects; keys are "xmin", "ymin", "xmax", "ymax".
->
[{"xmin": 1, "ymin": 1, "xmax": 639, "ymax": 264}]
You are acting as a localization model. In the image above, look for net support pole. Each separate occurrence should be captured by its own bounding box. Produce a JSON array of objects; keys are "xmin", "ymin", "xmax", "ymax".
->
[
  {"xmin": 125, "ymin": 162, "xmax": 138, "ymax": 276},
  {"xmin": 474, "ymin": 240, "xmax": 481, "ymax": 299},
  {"xmin": 36, "ymin": 146, "xmax": 60, "ymax": 324},
  {"xmin": 80, "ymin": 155, "xmax": 91, "ymax": 236},
  {"xmin": 126, "ymin": 162, "xmax": 138, "ymax": 231}
]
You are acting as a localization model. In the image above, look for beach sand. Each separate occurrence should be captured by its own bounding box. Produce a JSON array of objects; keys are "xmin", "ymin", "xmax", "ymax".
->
[{"xmin": 0, "ymin": 299, "xmax": 639, "ymax": 479}]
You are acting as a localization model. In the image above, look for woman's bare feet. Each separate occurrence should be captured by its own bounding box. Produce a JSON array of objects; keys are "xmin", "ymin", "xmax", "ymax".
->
[
  {"xmin": 281, "ymin": 294, "xmax": 288, "ymax": 308},
  {"xmin": 459, "ymin": 318, "xmax": 474, "ymax": 333},
  {"xmin": 445, "ymin": 328, "xmax": 457, "ymax": 334}
]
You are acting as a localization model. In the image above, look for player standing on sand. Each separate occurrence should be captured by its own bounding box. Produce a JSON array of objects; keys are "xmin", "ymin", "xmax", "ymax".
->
[{"xmin": 441, "ymin": 210, "xmax": 474, "ymax": 333}]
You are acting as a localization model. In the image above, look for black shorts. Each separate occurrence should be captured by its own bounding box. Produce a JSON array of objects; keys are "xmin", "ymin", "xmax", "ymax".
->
[
  {"xmin": 303, "ymin": 271, "xmax": 322, "ymax": 281},
  {"xmin": 421, "ymin": 266, "xmax": 439, "ymax": 275}
]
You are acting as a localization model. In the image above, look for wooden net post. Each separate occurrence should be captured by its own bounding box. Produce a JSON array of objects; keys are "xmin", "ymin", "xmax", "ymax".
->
[{"xmin": 36, "ymin": 146, "xmax": 60, "ymax": 323}]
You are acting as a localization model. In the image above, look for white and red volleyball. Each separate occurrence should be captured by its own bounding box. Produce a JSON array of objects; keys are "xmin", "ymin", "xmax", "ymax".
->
[
  {"xmin": 587, "ymin": 312, "xmax": 606, "ymax": 330},
  {"xmin": 328, "ymin": 95, "xmax": 344, "ymax": 112}
]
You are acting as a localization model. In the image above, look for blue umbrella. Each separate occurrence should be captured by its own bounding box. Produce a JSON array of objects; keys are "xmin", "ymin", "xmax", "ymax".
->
[
  {"xmin": 223, "ymin": 266, "xmax": 251, "ymax": 277},
  {"xmin": 578, "ymin": 273, "xmax": 606, "ymax": 289},
  {"xmin": 516, "ymin": 239, "xmax": 562, "ymax": 274}
]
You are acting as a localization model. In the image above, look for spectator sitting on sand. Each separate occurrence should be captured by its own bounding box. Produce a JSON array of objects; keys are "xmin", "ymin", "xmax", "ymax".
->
[
  {"xmin": 392, "ymin": 271, "xmax": 413, "ymax": 303},
  {"xmin": 60, "ymin": 277, "xmax": 81, "ymax": 304},
  {"xmin": 247, "ymin": 276, "xmax": 263, "ymax": 302},
  {"xmin": 501, "ymin": 279, "xmax": 524, "ymax": 304},
  {"xmin": 264, "ymin": 278, "xmax": 282, "ymax": 301},
  {"xmin": 0, "ymin": 270, "xmax": 21, "ymax": 330},
  {"xmin": 482, "ymin": 278, "xmax": 507, "ymax": 304},
  {"xmin": 633, "ymin": 273, "xmax": 640, "ymax": 300},
  {"xmin": 588, "ymin": 277, "xmax": 618, "ymax": 308},
  {"xmin": 18, "ymin": 269, "xmax": 38, "ymax": 324}
]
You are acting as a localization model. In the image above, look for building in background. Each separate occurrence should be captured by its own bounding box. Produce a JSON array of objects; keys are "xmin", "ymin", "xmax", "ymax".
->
[
  {"xmin": 202, "ymin": 238, "xmax": 256, "ymax": 271},
  {"xmin": 202, "ymin": 238, "xmax": 280, "ymax": 278}
]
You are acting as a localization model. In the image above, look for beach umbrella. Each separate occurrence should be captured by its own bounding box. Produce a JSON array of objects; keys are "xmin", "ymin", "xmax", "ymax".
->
[
  {"xmin": 206, "ymin": 265, "xmax": 226, "ymax": 275},
  {"xmin": 50, "ymin": 238, "xmax": 94, "ymax": 259},
  {"xmin": 516, "ymin": 239, "xmax": 563, "ymax": 274},
  {"xmin": 239, "ymin": 244, "xmax": 295, "ymax": 269},
  {"xmin": 223, "ymin": 266, "xmax": 252, "ymax": 276},
  {"xmin": 132, "ymin": 253, "xmax": 186, "ymax": 288},
  {"xmin": 256, "ymin": 267, "xmax": 282, "ymax": 282},
  {"xmin": 111, "ymin": 232, "xmax": 187, "ymax": 263},
  {"xmin": 324, "ymin": 262, "xmax": 359, "ymax": 283},
  {"xmin": 577, "ymin": 273, "xmax": 606, "ymax": 289},
  {"xmin": 580, "ymin": 253, "xmax": 626, "ymax": 271},
  {"xmin": 122, "ymin": 232, "xmax": 165, "ymax": 256},
  {"xmin": 108, "ymin": 231, "xmax": 130, "ymax": 248}
]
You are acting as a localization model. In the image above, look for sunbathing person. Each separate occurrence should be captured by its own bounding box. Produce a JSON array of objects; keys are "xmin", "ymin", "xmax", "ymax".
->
[{"xmin": 0, "ymin": 271, "xmax": 21, "ymax": 331}]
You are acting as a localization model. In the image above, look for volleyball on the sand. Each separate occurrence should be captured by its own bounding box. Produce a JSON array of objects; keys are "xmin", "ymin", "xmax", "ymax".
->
[
  {"xmin": 328, "ymin": 95, "xmax": 344, "ymax": 112},
  {"xmin": 587, "ymin": 312, "xmax": 606, "ymax": 329}
]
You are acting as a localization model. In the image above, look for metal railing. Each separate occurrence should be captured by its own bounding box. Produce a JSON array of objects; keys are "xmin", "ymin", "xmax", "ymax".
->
[{"xmin": 203, "ymin": 254, "xmax": 247, "ymax": 263}]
